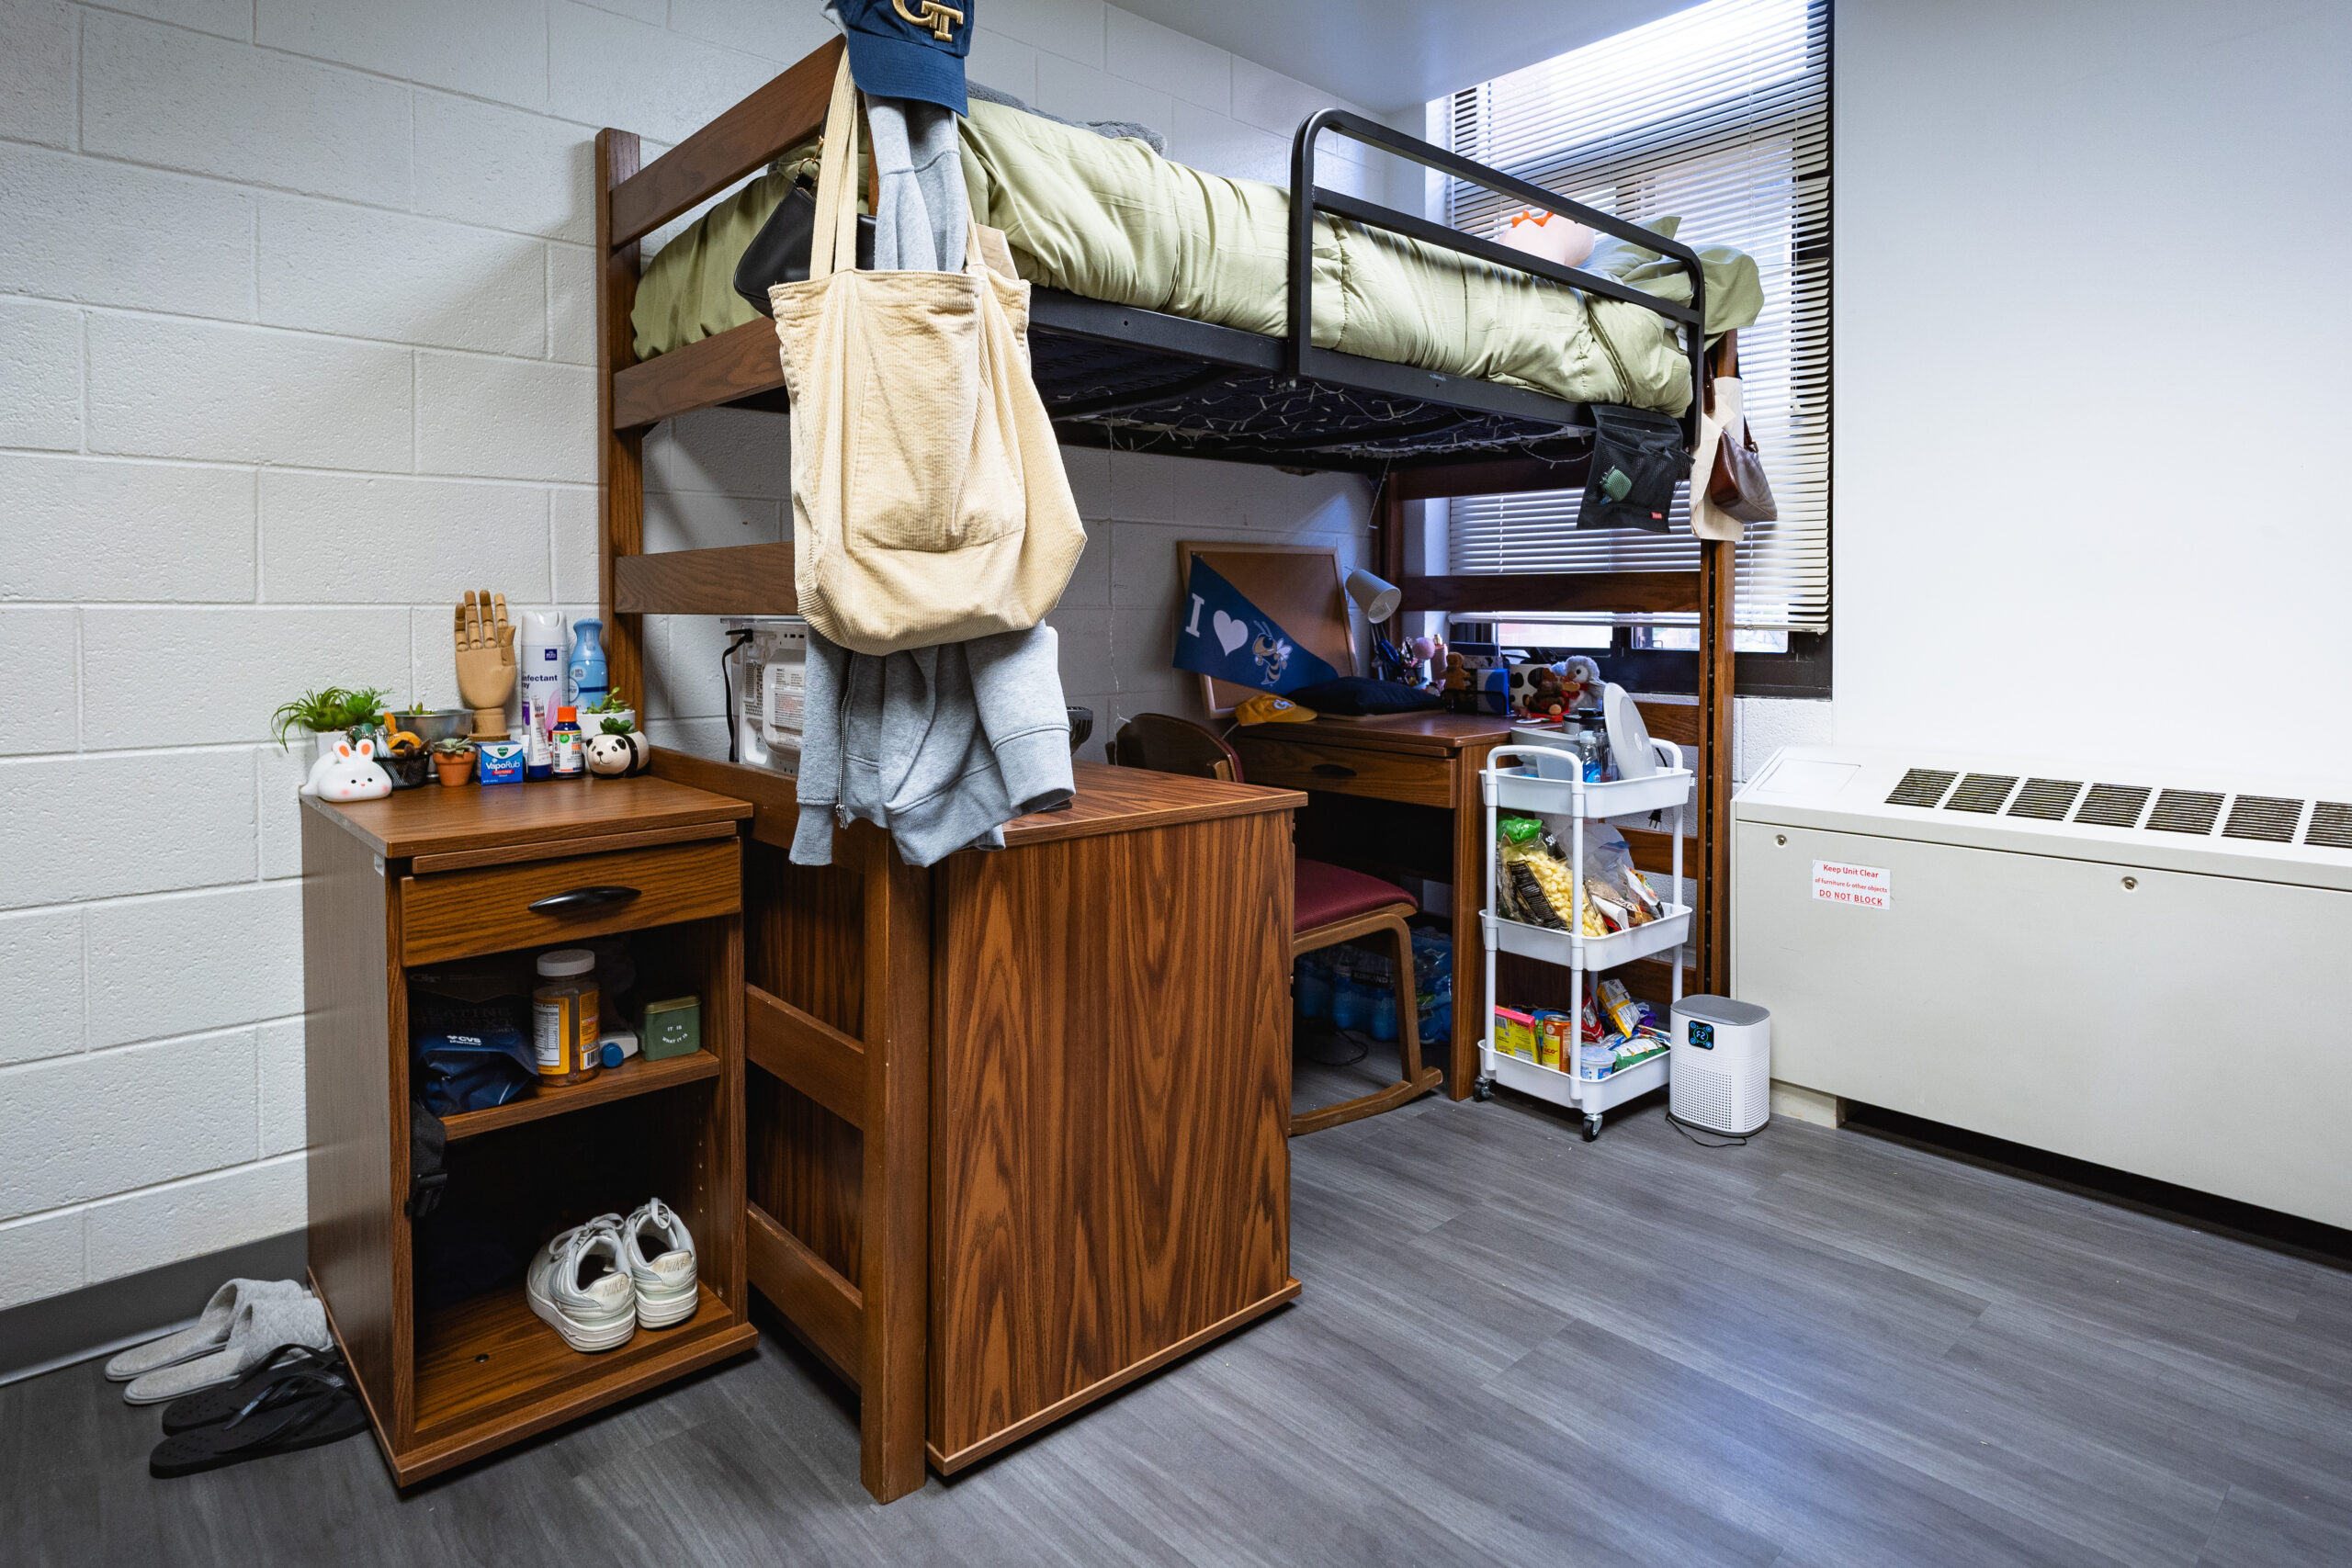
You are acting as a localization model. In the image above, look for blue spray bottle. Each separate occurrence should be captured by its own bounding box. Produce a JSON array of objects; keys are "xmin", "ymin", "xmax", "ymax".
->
[{"xmin": 567, "ymin": 619, "xmax": 608, "ymax": 714}]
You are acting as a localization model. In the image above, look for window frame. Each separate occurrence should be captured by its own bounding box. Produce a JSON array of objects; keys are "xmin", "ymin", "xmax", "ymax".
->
[{"xmin": 1437, "ymin": 0, "xmax": 1834, "ymax": 700}]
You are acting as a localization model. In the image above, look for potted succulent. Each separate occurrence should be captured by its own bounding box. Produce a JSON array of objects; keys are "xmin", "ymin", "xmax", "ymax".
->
[
  {"xmin": 430, "ymin": 737, "xmax": 475, "ymax": 786},
  {"xmin": 273, "ymin": 684, "xmax": 393, "ymax": 761},
  {"xmin": 585, "ymin": 690, "xmax": 636, "ymax": 736}
]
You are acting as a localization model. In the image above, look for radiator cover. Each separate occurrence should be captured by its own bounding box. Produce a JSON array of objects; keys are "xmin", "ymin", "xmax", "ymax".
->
[{"xmin": 1733, "ymin": 745, "xmax": 2352, "ymax": 1230}]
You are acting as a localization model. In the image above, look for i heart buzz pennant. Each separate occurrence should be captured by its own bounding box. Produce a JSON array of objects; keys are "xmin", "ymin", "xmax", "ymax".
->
[{"xmin": 1171, "ymin": 558, "xmax": 1340, "ymax": 695}]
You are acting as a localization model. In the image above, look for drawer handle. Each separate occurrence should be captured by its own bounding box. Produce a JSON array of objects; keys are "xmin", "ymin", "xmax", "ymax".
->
[
  {"xmin": 1310, "ymin": 762, "xmax": 1358, "ymax": 779},
  {"xmin": 527, "ymin": 885, "xmax": 642, "ymax": 917}
]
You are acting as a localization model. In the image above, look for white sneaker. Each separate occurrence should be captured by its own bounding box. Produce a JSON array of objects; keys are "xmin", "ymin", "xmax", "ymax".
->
[
  {"xmin": 619, "ymin": 1199, "xmax": 698, "ymax": 1329},
  {"xmin": 526, "ymin": 1216, "xmax": 636, "ymax": 1352}
]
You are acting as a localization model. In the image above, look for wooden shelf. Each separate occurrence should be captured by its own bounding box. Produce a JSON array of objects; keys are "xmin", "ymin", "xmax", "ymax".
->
[
  {"xmin": 411, "ymin": 1280, "xmax": 749, "ymax": 1445},
  {"xmin": 439, "ymin": 1051, "xmax": 720, "ymax": 1141}
]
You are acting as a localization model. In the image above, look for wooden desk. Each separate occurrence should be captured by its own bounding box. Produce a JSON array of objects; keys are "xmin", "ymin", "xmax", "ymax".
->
[{"xmin": 1233, "ymin": 706, "xmax": 1705, "ymax": 1100}]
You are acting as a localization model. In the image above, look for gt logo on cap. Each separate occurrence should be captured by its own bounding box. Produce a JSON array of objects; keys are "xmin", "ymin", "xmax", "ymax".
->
[{"xmin": 891, "ymin": 0, "xmax": 962, "ymax": 40}]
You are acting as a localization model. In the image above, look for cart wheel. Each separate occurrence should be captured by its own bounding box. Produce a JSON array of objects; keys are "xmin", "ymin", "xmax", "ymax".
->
[
  {"xmin": 1582, "ymin": 1115, "xmax": 1601, "ymax": 1142},
  {"xmin": 1473, "ymin": 1077, "xmax": 1494, "ymax": 1102}
]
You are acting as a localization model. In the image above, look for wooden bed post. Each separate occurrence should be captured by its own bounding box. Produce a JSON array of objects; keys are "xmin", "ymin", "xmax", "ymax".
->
[
  {"xmin": 861, "ymin": 830, "xmax": 930, "ymax": 1503},
  {"xmin": 595, "ymin": 129, "xmax": 647, "ymax": 714},
  {"xmin": 1696, "ymin": 536, "xmax": 1735, "ymax": 996}
]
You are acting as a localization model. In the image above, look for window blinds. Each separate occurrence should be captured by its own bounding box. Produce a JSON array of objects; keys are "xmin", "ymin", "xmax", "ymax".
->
[{"xmin": 1442, "ymin": 0, "xmax": 1830, "ymax": 632}]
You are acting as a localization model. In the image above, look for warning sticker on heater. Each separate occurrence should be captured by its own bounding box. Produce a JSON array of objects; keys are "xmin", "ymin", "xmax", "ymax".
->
[{"xmin": 1812, "ymin": 860, "xmax": 1891, "ymax": 909}]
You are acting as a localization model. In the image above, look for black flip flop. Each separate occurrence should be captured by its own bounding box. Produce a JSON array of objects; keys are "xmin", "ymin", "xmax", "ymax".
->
[
  {"xmin": 159, "ymin": 1343, "xmax": 345, "ymax": 1435},
  {"xmin": 148, "ymin": 1372, "xmax": 368, "ymax": 1479}
]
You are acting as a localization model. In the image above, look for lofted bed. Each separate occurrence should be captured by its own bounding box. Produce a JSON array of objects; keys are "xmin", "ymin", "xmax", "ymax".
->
[{"xmin": 595, "ymin": 34, "xmax": 1739, "ymax": 1503}]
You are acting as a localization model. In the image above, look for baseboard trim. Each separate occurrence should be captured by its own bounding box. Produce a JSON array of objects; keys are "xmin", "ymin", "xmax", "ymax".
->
[{"xmin": 0, "ymin": 1229, "xmax": 309, "ymax": 1387}]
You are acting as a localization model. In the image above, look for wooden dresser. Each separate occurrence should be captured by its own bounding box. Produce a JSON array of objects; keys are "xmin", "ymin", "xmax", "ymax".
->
[
  {"xmin": 655, "ymin": 753, "xmax": 1305, "ymax": 1496},
  {"xmin": 300, "ymin": 777, "xmax": 755, "ymax": 1484}
]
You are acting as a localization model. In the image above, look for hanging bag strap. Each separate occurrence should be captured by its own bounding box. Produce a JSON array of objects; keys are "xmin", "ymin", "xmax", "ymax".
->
[{"xmin": 808, "ymin": 52, "xmax": 863, "ymax": 282}]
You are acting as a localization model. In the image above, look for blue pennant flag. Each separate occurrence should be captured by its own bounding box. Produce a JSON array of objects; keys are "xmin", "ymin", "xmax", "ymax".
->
[{"xmin": 1171, "ymin": 558, "xmax": 1340, "ymax": 696}]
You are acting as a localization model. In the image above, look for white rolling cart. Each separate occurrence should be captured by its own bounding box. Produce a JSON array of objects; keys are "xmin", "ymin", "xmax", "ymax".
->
[{"xmin": 1476, "ymin": 740, "xmax": 1695, "ymax": 1139}]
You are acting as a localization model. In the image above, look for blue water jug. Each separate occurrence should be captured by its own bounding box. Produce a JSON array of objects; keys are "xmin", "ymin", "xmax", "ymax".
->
[
  {"xmin": 568, "ymin": 620, "xmax": 608, "ymax": 711},
  {"xmin": 1331, "ymin": 976, "xmax": 1370, "ymax": 1033},
  {"xmin": 1295, "ymin": 960, "xmax": 1331, "ymax": 1021},
  {"xmin": 1370, "ymin": 991, "xmax": 1398, "ymax": 1043}
]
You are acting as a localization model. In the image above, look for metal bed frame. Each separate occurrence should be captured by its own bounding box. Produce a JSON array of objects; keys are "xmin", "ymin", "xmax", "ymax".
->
[{"xmin": 594, "ymin": 35, "xmax": 1734, "ymax": 1505}]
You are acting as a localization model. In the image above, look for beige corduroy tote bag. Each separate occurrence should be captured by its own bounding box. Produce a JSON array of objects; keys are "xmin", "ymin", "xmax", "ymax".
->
[{"xmin": 770, "ymin": 54, "xmax": 1085, "ymax": 657}]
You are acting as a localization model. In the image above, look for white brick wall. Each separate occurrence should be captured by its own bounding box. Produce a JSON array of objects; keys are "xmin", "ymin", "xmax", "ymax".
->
[{"xmin": 0, "ymin": 0, "xmax": 1392, "ymax": 1314}]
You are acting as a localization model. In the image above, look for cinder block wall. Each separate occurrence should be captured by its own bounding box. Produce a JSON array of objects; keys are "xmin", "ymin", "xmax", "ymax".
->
[{"xmin": 0, "ymin": 0, "xmax": 1381, "ymax": 1314}]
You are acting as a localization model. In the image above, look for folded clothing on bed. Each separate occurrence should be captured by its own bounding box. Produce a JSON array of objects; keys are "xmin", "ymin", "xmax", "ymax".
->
[{"xmin": 631, "ymin": 99, "xmax": 1761, "ymax": 415}]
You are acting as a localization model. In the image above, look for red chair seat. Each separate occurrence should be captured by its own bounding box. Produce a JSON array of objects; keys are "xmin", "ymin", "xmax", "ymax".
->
[{"xmin": 1294, "ymin": 858, "xmax": 1418, "ymax": 933}]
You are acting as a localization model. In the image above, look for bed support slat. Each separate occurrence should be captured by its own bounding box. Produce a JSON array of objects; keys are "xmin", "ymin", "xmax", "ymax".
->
[
  {"xmin": 613, "ymin": 318, "xmax": 786, "ymax": 430},
  {"xmin": 613, "ymin": 543, "xmax": 797, "ymax": 616},
  {"xmin": 746, "ymin": 986, "xmax": 865, "ymax": 1131},
  {"xmin": 745, "ymin": 1201, "xmax": 864, "ymax": 1387},
  {"xmin": 608, "ymin": 37, "xmax": 845, "ymax": 249},
  {"xmin": 1398, "ymin": 572, "xmax": 1699, "ymax": 616}
]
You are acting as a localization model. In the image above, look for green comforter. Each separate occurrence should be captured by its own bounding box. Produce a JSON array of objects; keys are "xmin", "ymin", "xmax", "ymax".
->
[{"xmin": 631, "ymin": 100, "xmax": 1762, "ymax": 416}]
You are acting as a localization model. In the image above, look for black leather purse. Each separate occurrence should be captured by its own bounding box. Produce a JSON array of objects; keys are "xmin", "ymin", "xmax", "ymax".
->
[{"xmin": 731, "ymin": 178, "xmax": 876, "ymax": 317}]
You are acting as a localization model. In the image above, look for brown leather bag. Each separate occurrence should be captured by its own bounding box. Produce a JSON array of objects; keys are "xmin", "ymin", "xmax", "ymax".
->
[{"xmin": 1704, "ymin": 334, "xmax": 1779, "ymax": 525}]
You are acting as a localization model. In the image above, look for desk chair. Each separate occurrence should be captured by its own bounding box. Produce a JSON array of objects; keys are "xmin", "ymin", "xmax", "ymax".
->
[{"xmin": 1107, "ymin": 715, "xmax": 1443, "ymax": 1135}]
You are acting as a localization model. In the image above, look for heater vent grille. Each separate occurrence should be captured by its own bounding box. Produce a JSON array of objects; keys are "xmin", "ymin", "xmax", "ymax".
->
[
  {"xmin": 2007, "ymin": 779, "xmax": 2084, "ymax": 820},
  {"xmin": 2308, "ymin": 802, "xmax": 2352, "ymax": 850},
  {"xmin": 1885, "ymin": 768, "xmax": 1957, "ymax": 808},
  {"xmin": 1944, "ymin": 773, "xmax": 2018, "ymax": 814},
  {"xmin": 2222, "ymin": 795, "xmax": 2303, "ymax": 843},
  {"xmin": 2075, "ymin": 784, "xmax": 2153, "ymax": 828},
  {"xmin": 2147, "ymin": 789, "xmax": 2225, "ymax": 836}
]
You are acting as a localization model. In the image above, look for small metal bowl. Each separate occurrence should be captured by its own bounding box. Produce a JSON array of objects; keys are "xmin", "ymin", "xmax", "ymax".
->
[{"xmin": 392, "ymin": 709, "xmax": 471, "ymax": 748}]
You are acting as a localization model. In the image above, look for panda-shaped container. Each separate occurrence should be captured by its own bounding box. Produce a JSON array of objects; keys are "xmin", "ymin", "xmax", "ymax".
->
[{"xmin": 584, "ymin": 729, "xmax": 653, "ymax": 777}]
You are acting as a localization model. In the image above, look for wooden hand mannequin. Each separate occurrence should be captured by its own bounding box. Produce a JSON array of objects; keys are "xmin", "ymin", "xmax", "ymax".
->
[{"xmin": 455, "ymin": 590, "xmax": 516, "ymax": 740}]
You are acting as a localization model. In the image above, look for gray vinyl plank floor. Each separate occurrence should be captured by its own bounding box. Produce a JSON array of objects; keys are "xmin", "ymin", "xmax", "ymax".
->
[{"xmin": 7, "ymin": 1089, "xmax": 2348, "ymax": 1568}]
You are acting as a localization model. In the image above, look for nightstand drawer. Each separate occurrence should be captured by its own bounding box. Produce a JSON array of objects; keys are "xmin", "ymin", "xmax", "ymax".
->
[
  {"xmin": 1230, "ymin": 736, "xmax": 1453, "ymax": 808},
  {"xmin": 401, "ymin": 838, "xmax": 741, "ymax": 964}
]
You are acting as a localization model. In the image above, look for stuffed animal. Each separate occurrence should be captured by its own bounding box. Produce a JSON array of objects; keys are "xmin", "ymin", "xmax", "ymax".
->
[
  {"xmin": 302, "ymin": 737, "xmax": 393, "ymax": 801},
  {"xmin": 1499, "ymin": 209, "xmax": 1596, "ymax": 269},
  {"xmin": 585, "ymin": 729, "xmax": 652, "ymax": 777},
  {"xmin": 1506, "ymin": 662, "xmax": 1550, "ymax": 717},
  {"xmin": 1403, "ymin": 634, "xmax": 1444, "ymax": 689}
]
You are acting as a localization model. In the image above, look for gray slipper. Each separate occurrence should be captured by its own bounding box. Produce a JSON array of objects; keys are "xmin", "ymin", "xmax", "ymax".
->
[
  {"xmin": 123, "ymin": 1292, "xmax": 331, "ymax": 1405},
  {"xmin": 103, "ymin": 1279, "xmax": 307, "ymax": 1382}
]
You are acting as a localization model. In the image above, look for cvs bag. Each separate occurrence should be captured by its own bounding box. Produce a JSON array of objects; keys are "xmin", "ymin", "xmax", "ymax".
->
[{"xmin": 771, "ymin": 55, "xmax": 1086, "ymax": 656}]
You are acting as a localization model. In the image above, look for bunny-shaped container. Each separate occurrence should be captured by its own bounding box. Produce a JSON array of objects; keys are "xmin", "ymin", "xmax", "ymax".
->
[{"xmin": 301, "ymin": 737, "xmax": 394, "ymax": 801}]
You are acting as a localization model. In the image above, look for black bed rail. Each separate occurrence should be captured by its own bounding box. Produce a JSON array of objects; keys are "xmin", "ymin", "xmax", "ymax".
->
[{"xmin": 1286, "ymin": 110, "xmax": 1708, "ymax": 450}]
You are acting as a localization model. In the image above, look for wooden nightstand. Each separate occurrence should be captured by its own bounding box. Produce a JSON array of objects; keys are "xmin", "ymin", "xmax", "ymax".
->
[{"xmin": 299, "ymin": 777, "xmax": 754, "ymax": 1485}]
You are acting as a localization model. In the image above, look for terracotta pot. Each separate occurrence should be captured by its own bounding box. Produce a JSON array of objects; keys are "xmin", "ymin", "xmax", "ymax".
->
[{"xmin": 434, "ymin": 753, "xmax": 473, "ymax": 786}]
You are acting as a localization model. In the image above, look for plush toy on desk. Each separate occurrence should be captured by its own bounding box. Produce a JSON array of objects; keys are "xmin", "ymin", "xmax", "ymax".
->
[
  {"xmin": 1404, "ymin": 635, "xmax": 1444, "ymax": 690},
  {"xmin": 301, "ymin": 737, "xmax": 393, "ymax": 801}
]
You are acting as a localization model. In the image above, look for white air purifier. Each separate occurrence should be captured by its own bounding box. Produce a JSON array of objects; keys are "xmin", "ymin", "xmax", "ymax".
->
[{"xmin": 1669, "ymin": 995, "xmax": 1770, "ymax": 1135}]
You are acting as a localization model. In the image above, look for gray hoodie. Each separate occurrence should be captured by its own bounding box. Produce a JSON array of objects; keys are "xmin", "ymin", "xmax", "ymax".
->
[{"xmin": 788, "ymin": 626, "xmax": 1072, "ymax": 867}]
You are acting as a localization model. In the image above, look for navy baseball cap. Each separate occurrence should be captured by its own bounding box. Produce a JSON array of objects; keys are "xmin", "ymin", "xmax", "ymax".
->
[{"xmin": 831, "ymin": 0, "xmax": 972, "ymax": 116}]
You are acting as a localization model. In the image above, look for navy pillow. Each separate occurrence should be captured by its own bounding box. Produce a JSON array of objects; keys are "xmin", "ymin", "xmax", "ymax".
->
[{"xmin": 1286, "ymin": 677, "xmax": 1442, "ymax": 716}]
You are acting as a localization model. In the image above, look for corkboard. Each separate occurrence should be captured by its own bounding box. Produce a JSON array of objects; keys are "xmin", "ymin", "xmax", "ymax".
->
[{"xmin": 1176, "ymin": 542, "xmax": 1358, "ymax": 716}]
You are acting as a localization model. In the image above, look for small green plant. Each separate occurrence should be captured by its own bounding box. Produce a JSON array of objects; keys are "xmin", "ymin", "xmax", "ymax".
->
[
  {"xmin": 598, "ymin": 716, "xmax": 636, "ymax": 735},
  {"xmin": 585, "ymin": 691, "xmax": 632, "ymax": 715},
  {"xmin": 271, "ymin": 686, "xmax": 356, "ymax": 750},
  {"xmin": 429, "ymin": 737, "xmax": 474, "ymax": 757},
  {"xmin": 336, "ymin": 686, "xmax": 394, "ymax": 729}
]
